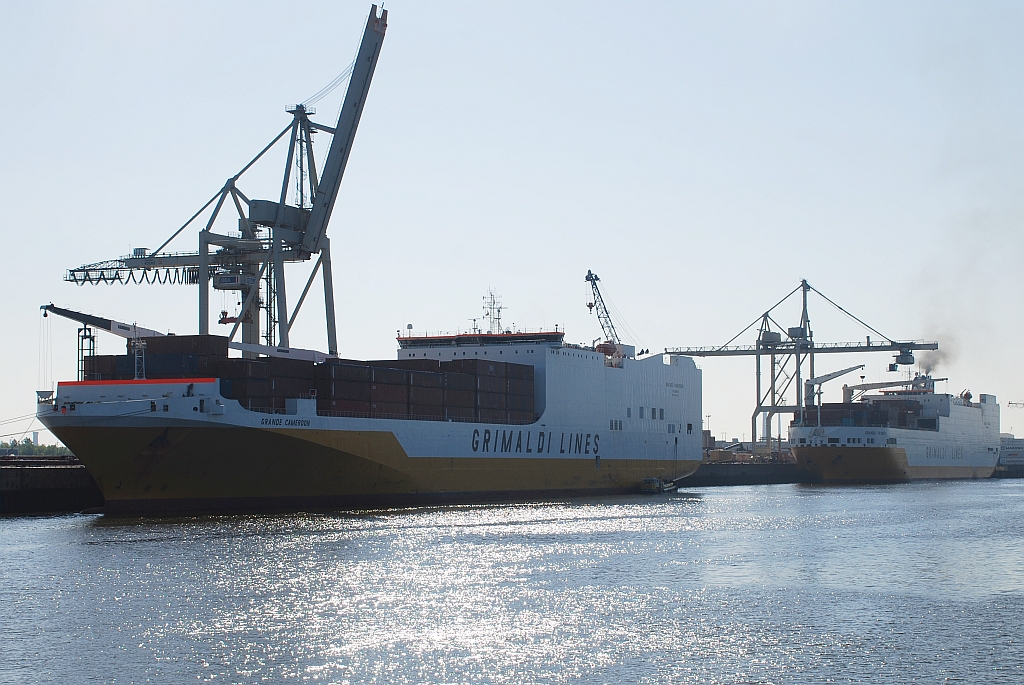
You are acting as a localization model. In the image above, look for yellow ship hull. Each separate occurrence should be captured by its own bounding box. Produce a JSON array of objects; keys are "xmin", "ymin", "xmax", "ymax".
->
[
  {"xmin": 793, "ymin": 446, "xmax": 996, "ymax": 483},
  {"xmin": 51, "ymin": 424, "xmax": 700, "ymax": 514}
]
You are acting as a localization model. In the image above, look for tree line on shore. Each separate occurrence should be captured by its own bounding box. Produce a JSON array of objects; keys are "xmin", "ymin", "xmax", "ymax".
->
[{"xmin": 0, "ymin": 439, "xmax": 73, "ymax": 457}]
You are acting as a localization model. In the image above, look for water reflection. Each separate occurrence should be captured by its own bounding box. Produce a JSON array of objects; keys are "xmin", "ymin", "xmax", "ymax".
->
[{"xmin": 1, "ymin": 481, "xmax": 1022, "ymax": 683}]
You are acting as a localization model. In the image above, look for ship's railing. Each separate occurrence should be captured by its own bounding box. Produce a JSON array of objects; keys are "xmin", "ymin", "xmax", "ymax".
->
[
  {"xmin": 401, "ymin": 326, "xmax": 559, "ymax": 339},
  {"xmin": 560, "ymin": 343, "xmax": 596, "ymax": 351}
]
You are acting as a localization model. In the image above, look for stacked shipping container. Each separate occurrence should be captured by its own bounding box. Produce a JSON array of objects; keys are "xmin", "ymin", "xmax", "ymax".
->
[{"xmin": 82, "ymin": 336, "xmax": 536, "ymax": 424}]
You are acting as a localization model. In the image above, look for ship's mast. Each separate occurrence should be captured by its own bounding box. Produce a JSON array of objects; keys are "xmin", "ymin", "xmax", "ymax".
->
[{"xmin": 482, "ymin": 290, "xmax": 503, "ymax": 334}]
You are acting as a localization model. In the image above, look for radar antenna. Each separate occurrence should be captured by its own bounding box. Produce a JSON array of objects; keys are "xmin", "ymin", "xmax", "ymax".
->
[{"xmin": 585, "ymin": 270, "xmax": 620, "ymax": 344}]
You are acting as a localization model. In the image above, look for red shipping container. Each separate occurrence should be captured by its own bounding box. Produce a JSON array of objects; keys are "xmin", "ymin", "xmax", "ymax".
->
[
  {"xmin": 329, "ymin": 399, "xmax": 372, "ymax": 414},
  {"xmin": 332, "ymin": 380, "xmax": 371, "ymax": 401},
  {"xmin": 442, "ymin": 359, "xmax": 506, "ymax": 377},
  {"xmin": 409, "ymin": 371, "xmax": 444, "ymax": 388},
  {"xmin": 330, "ymin": 363, "xmax": 372, "ymax": 382},
  {"xmin": 476, "ymin": 375, "xmax": 505, "ymax": 393},
  {"xmin": 505, "ymin": 363, "xmax": 535, "ymax": 381},
  {"xmin": 269, "ymin": 356, "xmax": 315, "ymax": 379},
  {"xmin": 506, "ymin": 378, "xmax": 534, "ymax": 396},
  {"xmin": 271, "ymin": 377, "xmax": 316, "ymax": 398},
  {"xmin": 443, "ymin": 389, "xmax": 475, "ymax": 408},
  {"xmin": 507, "ymin": 394, "xmax": 535, "ymax": 412},
  {"xmin": 219, "ymin": 358, "xmax": 270, "ymax": 379},
  {"xmin": 370, "ymin": 383, "xmax": 408, "ymax": 403},
  {"xmin": 369, "ymin": 359, "xmax": 442, "ymax": 372},
  {"xmin": 476, "ymin": 392, "xmax": 507, "ymax": 410},
  {"xmin": 371, "ymin": 367, "xmax": 407, "ymax": 385},
  {"xmin": 371, "ymin": 402, "xmax": 408, "ymax": 416},
  {"xmin": 443, "ymin": 372, "xmax": 476, "ymax": 391},
  {"xmin": 445, "ymin": 406, "xmax": 475, "ymax": 421},
  {"xmin": 409, "ymin": 386, "xmax": 443, "ymax": 405},
  {"xmin": 409, "ymin": 404, "xmax": 444, "ymax": 418},
  {"xmin": 476, "ymin": 408, "xmax": 506, "ymax": 422}
]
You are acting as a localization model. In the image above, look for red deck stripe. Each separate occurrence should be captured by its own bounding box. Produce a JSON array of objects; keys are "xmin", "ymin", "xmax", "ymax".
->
[{"xmin": 59, "ymin": 378, "xmax": 218, "ymax": 387}]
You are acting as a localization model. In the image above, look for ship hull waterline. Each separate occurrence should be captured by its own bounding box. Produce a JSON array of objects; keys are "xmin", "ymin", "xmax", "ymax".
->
[
  {"xmin": 793, "ymin": 446, "xmax": 996, "ymax": 483},
  {"xmin": 50, "ymin": 423, "xmax": 701, "ymax": 514}
]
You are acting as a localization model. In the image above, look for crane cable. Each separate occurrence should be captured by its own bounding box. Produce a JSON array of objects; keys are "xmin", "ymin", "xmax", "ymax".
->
[
  {"xmin": 302, "ymin": 59, "xmax": 356, "ymax": 107},
  {"xmin": 807, "ymin": 283, "xmax": 894, "ymax": 344}
]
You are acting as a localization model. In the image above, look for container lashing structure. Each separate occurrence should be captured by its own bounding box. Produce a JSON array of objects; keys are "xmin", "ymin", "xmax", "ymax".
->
[{"xmin": 63, "ymin": 5, "xmax": 388, "ymax": 359}]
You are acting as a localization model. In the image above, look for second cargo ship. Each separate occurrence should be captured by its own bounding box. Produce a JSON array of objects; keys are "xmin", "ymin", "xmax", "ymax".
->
[{"xmin": 790, "ymin": 374, "xmax": 1000, "ymax": 482}]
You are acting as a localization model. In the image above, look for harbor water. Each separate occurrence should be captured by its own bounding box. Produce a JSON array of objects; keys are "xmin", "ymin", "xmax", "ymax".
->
[{"xmin": 2, "ymin": 480, "xmax": 1022, "ymax": 684}]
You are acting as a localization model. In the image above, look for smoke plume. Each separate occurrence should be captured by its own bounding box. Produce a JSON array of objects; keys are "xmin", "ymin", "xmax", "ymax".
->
[{"xmin": 919, "ymin": 333, "xmax": 959, "ymax": 375}]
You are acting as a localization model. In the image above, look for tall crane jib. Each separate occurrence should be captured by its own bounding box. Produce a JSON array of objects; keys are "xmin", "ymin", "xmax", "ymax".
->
[
  {"xmin": 585, "ymin": 270, "xmax": 635, "ymax": 367},
  {"xmin": 62, "ymin": 5, "xmax": 388, "ymax": 358},
  {"xmin": 585, "ymin": 270, "xmax": 620, "ymax": 345}
]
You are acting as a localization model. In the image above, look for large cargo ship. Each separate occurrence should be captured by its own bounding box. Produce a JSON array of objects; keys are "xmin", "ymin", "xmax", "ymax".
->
[
  {"xmin": 35, "ymin": 7, "xmax": 703, "ymax": 513},
  {"xmin": 37, "ymin": 331, "xmax": 703, "ymax": 513},
  {"xmin": 789, "ymin": 375, "xmax": 999, "ymax": 482}
]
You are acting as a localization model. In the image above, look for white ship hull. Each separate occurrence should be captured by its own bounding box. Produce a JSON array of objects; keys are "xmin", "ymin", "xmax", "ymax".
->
[{"xmin": 39, "ymin": 340, "xmax": 704, "ymax": 513}]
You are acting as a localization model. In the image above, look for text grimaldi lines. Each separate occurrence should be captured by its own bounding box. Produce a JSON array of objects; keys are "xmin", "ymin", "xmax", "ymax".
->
[{"xmin": 472, "ymin": 428, "xmax": 600, "ymax": 455}]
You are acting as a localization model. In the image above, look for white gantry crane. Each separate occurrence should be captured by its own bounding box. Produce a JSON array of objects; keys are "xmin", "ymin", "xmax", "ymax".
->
[{"xmin": 64, "ymin": 5, "xmax": 388, "ymax": 358}]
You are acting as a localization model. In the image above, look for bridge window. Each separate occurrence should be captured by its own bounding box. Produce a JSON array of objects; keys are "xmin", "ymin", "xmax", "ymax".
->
[
  {"xmin": 627, "ymin": 407, "xmax": 631, "ymax": 418},
  {"xmin": 659, "ymin": 408, "xmax": 664, "ymax": 420},
  {"xmin": 639, "ymin": 407, "xmax": 644, "ymax": 419},
  {"xmin": 687, "ymin": 423, "xmax": 692, "ymax": 434}
]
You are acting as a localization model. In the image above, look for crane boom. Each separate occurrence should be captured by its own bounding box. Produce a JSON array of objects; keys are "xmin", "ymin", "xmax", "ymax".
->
[
  {"xmin": 585, "ymin": 270, "xmax": 621, "ymax": 345},
  {"xmin": 842, "ymin": 375, "xmax": 947, "ymax": 403},
  {"xmin": 41, "ymin": 304, "xmax": 164, "ymax": 339},
  {"xmin": 803, "ymin": 364, "xmax": 863, "ymax": 407},
  {"xmin": 301, "ymin": 5, "xmax": 388, "ymax": 255}
]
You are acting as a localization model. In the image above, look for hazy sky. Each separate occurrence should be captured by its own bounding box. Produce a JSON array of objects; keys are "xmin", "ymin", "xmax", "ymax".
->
[{"xmin": 2, "ymin": 1, "xmax": 1023, "ymax": 445}]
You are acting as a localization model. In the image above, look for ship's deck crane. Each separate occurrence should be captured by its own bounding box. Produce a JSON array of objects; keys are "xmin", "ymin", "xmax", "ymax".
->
[
  {"xmin": 41, "ymin": 303, "xmax": 165, "ymax": 381},
  {"xmin": 585, "ymin": 270, "xmax": 621, "ymax": 345},
  {"xmin": 64, "ymin": 5, "xmax": 388, "ymax": 358},
  {"xmin": 804, "ymin": 364, "xmax": 864, "ymax": 407},
  {"xmin": 841, "ymin": 375, "xmax": 947, "ymax": 403},
  {"xmin": 41, "ymin": 304, "xmax": 164, "ymax": 340},
  {"xmin": 585, "ymin": 270, "xmax": 637, "ymax": 366},
  {"xmin": 41, "ymin": 303, "xmax": 333, "ymax": 382}
]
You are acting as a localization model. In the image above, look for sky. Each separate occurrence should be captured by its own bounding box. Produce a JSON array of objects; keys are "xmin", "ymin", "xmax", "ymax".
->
[{"xmin": 1, "ymin": 1, "xmax": 1023, "ymax": 445}]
